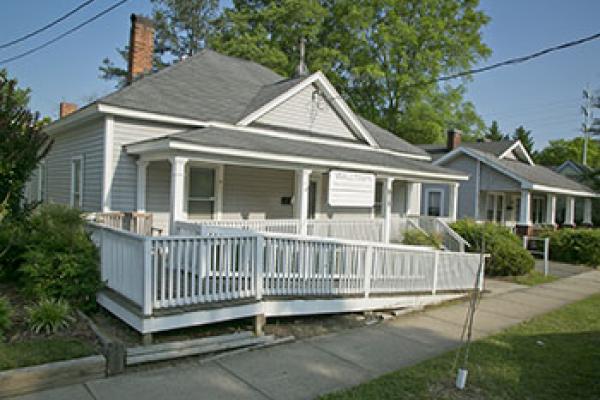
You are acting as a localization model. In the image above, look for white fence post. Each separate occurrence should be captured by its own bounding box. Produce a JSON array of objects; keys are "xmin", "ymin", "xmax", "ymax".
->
[
  {"xmin": 432, "ymin": 250, "xmax": 439, "ymax": 295},
  {"xmin": 364, "ymin": 246, "xmax": 373, "ymax": 298},
  {"xmin": 544, "ymin": 237, "xmax": 550, "ymax": 277},
  {"xmin": 143, "ymin": 238, "xmax": 153, "ymax": 316},
  {"xmin": 523, "ymin": 235, "xmax": 528, "ymax": 250},
  {"xmin": 255, "ymin": 234, "xmax": 264, "ymax": 300}
]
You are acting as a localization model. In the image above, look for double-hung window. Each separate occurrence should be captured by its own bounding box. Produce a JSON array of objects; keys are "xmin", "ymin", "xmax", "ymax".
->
[
  {"xmin": 38, "ymin": 161, "xmax": 47, "ymax": 202},
  {"xmin": 188, "ymin": 167, "xmax": 215, "ymax": 219},
  {"xmin": 71, "ymin": 157, "xmax": 83, "ymax": 208}
]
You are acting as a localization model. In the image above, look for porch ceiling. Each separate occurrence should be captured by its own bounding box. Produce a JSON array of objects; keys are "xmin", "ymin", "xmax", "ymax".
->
[{"xmin": 126, "ymin": 126, "xmax": 469, "ymax": 182}]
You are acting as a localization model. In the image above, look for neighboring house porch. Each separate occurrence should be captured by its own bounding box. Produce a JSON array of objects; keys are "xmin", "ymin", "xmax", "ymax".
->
[{"xmin": 420, "ymin": 131, "xmax": 598, "ymax": 235}]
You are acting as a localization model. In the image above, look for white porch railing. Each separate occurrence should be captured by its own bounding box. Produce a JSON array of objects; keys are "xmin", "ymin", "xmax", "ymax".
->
[
  {"xmin": 306, "ymin": 219, "xmax": 384, "ymax": 242},
  {"xmin": 409, "ymin": 216, "xmax": 469, "ymax": 252},
  {"xmin": 89, "ymin": 223, "xmax": 483, "ymax": 324},
  {"xmin": 191, "ymin": 218, "xmax": 385, "ymax": 242}
]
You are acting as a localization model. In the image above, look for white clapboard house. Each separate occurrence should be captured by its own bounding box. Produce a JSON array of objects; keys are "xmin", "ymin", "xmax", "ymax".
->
[{"xmin": 29, "ymin": 15, "xmax": 481, "ymax": 336}]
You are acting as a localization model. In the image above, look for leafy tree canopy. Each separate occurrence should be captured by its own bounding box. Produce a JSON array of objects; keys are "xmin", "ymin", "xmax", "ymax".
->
[
  {"xmin": 535, "ymin": 137, "xmax": 600, "ymax": 169},
  {"xmin": 0, "ymin": 70, "xmax": 52, "ymax": 222},
  {"xmin": 211, "ymin": 0, "xmax": 490, "ymax": 144},
  {"xmin": 512, "ymin": 125, "xmax": 535, "ymax": 155},
  {"xmin": 101, "ymin": 0, "xmax": 491, "ymax": 144}
]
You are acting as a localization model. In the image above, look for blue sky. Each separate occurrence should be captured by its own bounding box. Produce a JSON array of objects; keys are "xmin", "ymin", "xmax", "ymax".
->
[{"xmin": 1, "ymin": 0, "xmax": 599, "ymax": 150}]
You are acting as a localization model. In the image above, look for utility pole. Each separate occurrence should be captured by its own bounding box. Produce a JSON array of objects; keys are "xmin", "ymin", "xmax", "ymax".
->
[{"xmin": 582, "ymin": 86, "xmax": 594, "ymax": 166}]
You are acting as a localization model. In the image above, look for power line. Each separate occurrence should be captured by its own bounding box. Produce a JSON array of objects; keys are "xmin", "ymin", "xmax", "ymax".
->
[
  {"xmin": 0, "ymin": 0, "xmax": 130, "ymax": 65},
  {"xmin": 0, "ymin": 0, "xmax": 97, "ymax": 50},
  {"xmin": 415, "ymin": 31, "xmax": 600, "ymax": 88}
]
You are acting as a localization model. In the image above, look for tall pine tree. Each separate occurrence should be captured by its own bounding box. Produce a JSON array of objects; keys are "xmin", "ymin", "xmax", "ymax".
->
[{"xmin": 512, "ymin": 125, "xmax": 535, "ymax": 155}]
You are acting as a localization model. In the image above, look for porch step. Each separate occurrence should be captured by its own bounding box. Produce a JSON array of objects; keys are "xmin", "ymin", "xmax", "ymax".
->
[{"xmin": 126, "ymin": 332, "xmax": 276, "ymax": 366}]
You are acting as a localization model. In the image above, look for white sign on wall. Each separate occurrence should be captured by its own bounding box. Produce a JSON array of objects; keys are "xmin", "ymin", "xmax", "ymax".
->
[{"xmin": 328, "ymin": 170, "xmax": 376, "ymax": 207}]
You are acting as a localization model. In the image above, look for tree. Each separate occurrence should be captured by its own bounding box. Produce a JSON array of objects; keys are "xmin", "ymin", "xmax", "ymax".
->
[
  {"xmin": 535, "ymin": 137, "xmax": 600, "ymax": 168},
  {"xmin": 485, "ymin": 120, "xmax": 506, "ymax": 141},
  {"xmin": 100, "ymin": 0, "xmax": 219, "ymax": 85},
  {"xmin": 512, "ymin": 125, "xmax": 535, "ymax": 154},
  {"xmin": 211, "ymin": 0, "xmax": 490, "ymax": 144},
  {"xmin": 0, "ymin": 70, "xmax": 52, "ymax": 221}
]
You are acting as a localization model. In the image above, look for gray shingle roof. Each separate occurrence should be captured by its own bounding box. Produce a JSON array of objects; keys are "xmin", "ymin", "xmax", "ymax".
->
[
  {"xmin": 463, "ymin": 140, "xmax": 516, "ymax": 156},
  {"xmin": 98, "ymin": 49, "xmax": 426, "ymax": 157},
  {"xmin": 418, "ymin": 140, "xmax": 516, "ymax": 158},
  {"xmin": 129, "ymin": 126, "xmax": 464, "ymax": 178},
  {"xmin": 468, "ymin": 148, "xmax": 595, "ymax": 193},
  {"xmin": 101, "ymin": 49, "xmax": 284, "ymax": 123},
  {"xmin": 359, "ymin": 118, "xmax": 429, "ymax": 156}
]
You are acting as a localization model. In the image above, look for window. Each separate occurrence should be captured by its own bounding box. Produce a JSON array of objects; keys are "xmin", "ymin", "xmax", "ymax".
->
[
  {"xmin": 486, "ymin": 193, "xmax": 505, "ymax": 223},
  {"xmin": 71, "ymin": 157, "xmax": 83, "ymax": 208},
  {"xmin": 38, "ymin": 162, "xmax": 47, "ymax": 202},
  {"xmin": 188, "ymin": 167, "xmax": 215, "ymax": 218},
  {"xmin": 531, "ymin": 196, "xmax": 546, "ymax": 224},
  {"xmin": 426, "ymin": 189, "xmax": 443, "ymax": 217},
  {"xmin": 374, "ymin": 181, "xmax": 383, "ymax": 217}
]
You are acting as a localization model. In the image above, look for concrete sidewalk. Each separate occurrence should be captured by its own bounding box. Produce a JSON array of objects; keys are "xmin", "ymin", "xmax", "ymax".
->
[{"xmin": 11, "ymin": 270, "xmax": 600, "ymax": 400}]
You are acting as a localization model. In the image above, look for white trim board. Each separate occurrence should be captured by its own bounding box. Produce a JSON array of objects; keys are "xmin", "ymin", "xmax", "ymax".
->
[
  {"xmin": 498, "ymin": 140, "xmax": 535, "ymax": 165},
  {"xmin": 128, "ymin": 139, "xmax": 469, "ymax": 182},
  {"xmin": 99, "ymin": 292, "xmax": 465, "ymax": 334}
]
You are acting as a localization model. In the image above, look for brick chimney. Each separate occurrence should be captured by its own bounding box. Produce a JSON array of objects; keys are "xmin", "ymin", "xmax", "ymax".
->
[
  {"xmin": 127, "ymin": 14, "xmax": 154, "ymax": 84},
  {"xmin": 59, "ymin": 102, "xmax": 77, "ymax": 118},
  {"xmin": 447, "ymin": 129, "xmax": 462, "ymax": 151}
]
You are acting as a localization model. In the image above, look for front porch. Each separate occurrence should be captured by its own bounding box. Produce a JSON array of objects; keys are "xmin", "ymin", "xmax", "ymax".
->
[
  {"xmin": 130, "ymin": 155, "xmax": 464, "ymax": 245},
  {"xmin": 476, "ymin": 189, "xmax": 594, "ymax": 234}
]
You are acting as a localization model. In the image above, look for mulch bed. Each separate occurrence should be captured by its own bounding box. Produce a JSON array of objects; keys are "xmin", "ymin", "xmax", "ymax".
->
[{"xmin": 0, "ymin": 283, "xmax": 98, "ymax": 347}]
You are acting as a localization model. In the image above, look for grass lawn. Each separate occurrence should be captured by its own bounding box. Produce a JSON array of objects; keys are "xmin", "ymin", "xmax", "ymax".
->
[
  {"xmin": 0, "ymin": 338, "xmax": 96, "ymax": 371},
  {"xmin": 321, "ymin": 294, "xmax": 600, "ymax": 400},
  {"xmin": 512, "ymin": 270, "xmax": 559, "ymax": 286}
]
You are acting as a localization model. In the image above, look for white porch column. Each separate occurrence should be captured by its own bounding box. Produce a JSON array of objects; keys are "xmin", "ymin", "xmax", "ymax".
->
[
  {"xmin": 215, "ymin": 165, "xmax": 224, "ymax": 220},
  {"xmin": 136, "ymin": 160, "xmax": 149, "ymax": 212},
  {"xmin": 448, "ymin": 183, "xmax": 459, "ymax": 221},
  {"xmin": 382, "ymin": 177, "xmax": 394, "ymax": 243},
  {"xmin": 518, "ymin": 189, "xmax": 531, "ymax": 226},
  {"xmin": 545, "ymin": 193, "xmax": 556, "ymax": 226},
  {"xmin": 583, "ymin": 198, "xmax": 593, "ymax": 225},
  {"xmin": 295, "ymin": 169, "xmax": 312, "ymax": 235},
  {"xmin": 564, "ymin": 196, "xmax": 576, "ymax": 226},
  {"xmin": 405, "ymin": 182, "xmax": 422, "ymax": 216},
  {"xmin": 169, "ymin": 156, "xmax": 187, "ymax": 234}
]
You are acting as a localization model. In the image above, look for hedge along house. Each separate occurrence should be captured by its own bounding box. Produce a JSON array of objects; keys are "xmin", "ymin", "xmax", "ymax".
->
[
  {"xmin": 34, "ymin": 14, "xmax": 470, "ymax": 244},
  {"xmin": 420, "ymin": 130, "xmax": 599, "ymax": 235}
]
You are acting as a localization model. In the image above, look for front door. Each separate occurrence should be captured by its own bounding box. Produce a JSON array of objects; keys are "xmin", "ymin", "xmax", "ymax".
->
[{"xmin": 308, "ymin": 181, "xmax": 317, "ymax": 219}]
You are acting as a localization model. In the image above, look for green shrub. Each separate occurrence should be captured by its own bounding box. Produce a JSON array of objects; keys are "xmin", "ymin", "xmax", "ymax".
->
[
  {"xmin": 0, "ymin": 297, "xmax": 12, "ymax": 340},
  {"xmin": 402, "ymin": 229, "xmax": 442, "ymax": 249},
  {"xmin": 19, "ymin": 205, "xmax": 101, "ymax": 312},
  {"xmin": 26, "ymin": 298, "xmax": 75, "ymax": 335},
  {"xmin": 0, "ymin": 219, "xmax": 27, "ymax": 282},
  {"xmin": 450, "ymin": 219, "xmax": 534, "ymax": 276},
  {"xmin": 541, "ymin": 228, "xmax": 600, "ymax": 267}
]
